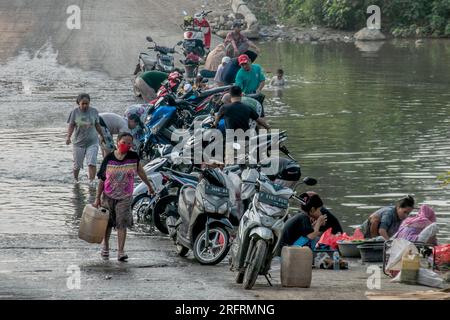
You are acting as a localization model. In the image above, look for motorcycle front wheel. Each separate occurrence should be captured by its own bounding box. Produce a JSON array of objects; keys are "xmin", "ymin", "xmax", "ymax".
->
[
  {"xmin": 243, "ymin": 239, "xmax": 267, "ymax": 290},
  {"xmin": 193, "ymin": 226, "xmax": 230, "ymax": 265}
]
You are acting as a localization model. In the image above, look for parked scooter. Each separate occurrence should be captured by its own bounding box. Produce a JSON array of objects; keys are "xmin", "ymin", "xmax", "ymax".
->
[
  {"xmin": 131, "ymin": 155, "xmax": 182, "ymax": 224},
  {"xmin": 168, "ymin": 167, "xmax": 235, "ymax": 265},
  {"xmin": 180, "ymin": 10, "xmax": 212, "ymax": 59},
  {"xmin": 134, "ymin": 36, "xmax": 183, "ymax": 75},
  {"xmin": 231, "ymin": 176, "xmax": 317, "ymax": 289}
]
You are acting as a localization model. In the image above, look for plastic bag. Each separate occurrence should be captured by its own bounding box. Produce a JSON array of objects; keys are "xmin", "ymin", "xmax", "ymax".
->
[
  {"xmin": 393, "ymin": 268, "xmax": 445, "ymax": 288},
  {"xmin": 433, "ymin": 244, "xmax": 450, "ymax": 270},
  {"xmin": 417, "ymin": 223, "xmax": 439, "ymax": 243},
  {"xmin": 386, "ymin": 239, "xmax": 418, "ymax": 275},
  {"xmin": 318, "ymin": 228, "xmax": 365, "ymax": 250}
]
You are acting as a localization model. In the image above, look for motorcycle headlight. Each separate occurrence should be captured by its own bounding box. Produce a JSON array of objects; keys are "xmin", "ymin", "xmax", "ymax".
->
[{"xmin": 260, "ymin": 215, "xmax": 276, "ymax": 227}]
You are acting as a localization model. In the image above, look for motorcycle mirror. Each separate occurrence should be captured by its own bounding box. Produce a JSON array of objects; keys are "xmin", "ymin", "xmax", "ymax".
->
[
  {"xmin": 303, "ymin": 177, "xmax": 317, "ymax": 186},
  {"xmin": 146, "ymin": 36, "xmax": 153, "ymax": 42}
]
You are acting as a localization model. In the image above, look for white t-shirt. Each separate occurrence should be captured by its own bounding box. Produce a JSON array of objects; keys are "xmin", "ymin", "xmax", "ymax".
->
[
  {"xmin": 99, "ymin": 113, "xmax": 130, "ymax": 135},
  {"xmin": 270, "ymin": 76, "xmax": 286, "ymax": 86}
]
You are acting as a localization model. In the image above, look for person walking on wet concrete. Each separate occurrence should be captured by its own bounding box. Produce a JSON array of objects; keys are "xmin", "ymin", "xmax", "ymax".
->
[
  {"xmin": 359, "ymin": 195, "xmax": 415, "ymax": 240},
  {"xmin": 93, "ymin": 132, "xmax": 155, "ymax": 261},
  {"xmin": 66, "ymin": 93, "xmax": 106, "ymax": 185}
]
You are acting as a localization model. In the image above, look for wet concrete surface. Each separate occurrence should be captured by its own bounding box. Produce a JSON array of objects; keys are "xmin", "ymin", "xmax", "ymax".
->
[
  {"xmin": 0, "ymin": 0, "xmax": 221, "ymax": 77},
  {"xmin": 1, "ymin": 1, "xmax": 449, "ymax": 300},
  {"xmin": 1, "ymin": 233, "xmax": 441, "ymax": 300}
]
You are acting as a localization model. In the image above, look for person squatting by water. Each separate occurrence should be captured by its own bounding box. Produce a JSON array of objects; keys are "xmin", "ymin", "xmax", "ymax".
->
[
  {"xmin": 359, "ymin": 195, "xmax": 415, "ymax": 240},
  {"xmin": 280, "ymin": 192, "xmax": 343, "ymax": 250},
  {"xmin": 93, "ymin": 132, "xmax": 155, "ymax": 261},
  {"xmin": 66, "ymin": 93, "xmax": 106, "ymax": 185}
]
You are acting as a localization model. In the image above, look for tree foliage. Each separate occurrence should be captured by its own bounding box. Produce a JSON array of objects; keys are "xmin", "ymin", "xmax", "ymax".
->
[{"xmin": 276, "ymin": 0, "xmax": 450, "ymax": 36}]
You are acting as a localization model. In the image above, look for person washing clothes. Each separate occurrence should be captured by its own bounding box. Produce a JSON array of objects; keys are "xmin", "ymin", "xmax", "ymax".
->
[
  {"xmin": 235, "ymin": 54, "xmax": 266, "ymax": 95},
  {"xmin": 214, "ymin": 56, "xmax": 231, "ymax": 86},
  {"xmin": 359, "ymin": 195, "xmax": 415, "ymax": 240},
  {"xmin": 280, "ymin": 192, "xmax": 343, "ymax": 250},
  {"xmin": 393, "ymin": 204, "xmax": 439, "ymax": 244},
  {"xmin": 98, "ymin": 113, "xmax": 143, "ymax": 157},
  {"xmin": 224, "ymin": 20, "xmax": 259, "ymax": 58},
  {"xmin": 66, "ymin": 93, "xmax": 106, "ymax": 185}
]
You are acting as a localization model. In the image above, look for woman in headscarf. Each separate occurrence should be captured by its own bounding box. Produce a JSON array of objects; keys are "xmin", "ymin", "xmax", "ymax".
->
[{"xmin": 393, "ymin": 204, "xmax": 438, "ymax": 244}]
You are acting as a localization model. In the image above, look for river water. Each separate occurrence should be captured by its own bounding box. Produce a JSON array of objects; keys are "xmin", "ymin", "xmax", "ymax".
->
[{"xmin": 0, "ymin": 40, "xmax": 449, "ymax": 241}]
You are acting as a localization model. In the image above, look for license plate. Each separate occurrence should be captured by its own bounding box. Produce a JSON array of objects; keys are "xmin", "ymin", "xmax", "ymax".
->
[
  {"xmin": 205, "ymin": 184, "xmax": 229, "ymax": 197},
  {"xmin": 258, "ymin": 192, "xmax": 289, "ymax": 209}
]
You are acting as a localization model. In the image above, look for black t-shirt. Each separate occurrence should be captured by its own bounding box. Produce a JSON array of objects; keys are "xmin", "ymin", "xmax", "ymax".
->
[
  {"xmin": 320, "ymin": 207, "xmax": 343, "ymax": 234},
  {"xmin": 280, "ymin": 207, "xmax": 343, "ymax": 247},
  {"xmin": 217, "ymin": 102, "xmax": 259, "ymax": 131},
  {"xmin": 280, "ymin": 213, "xmax": 314, "ymax": 248},
  {"xmin": 221, "ymin": 58, "xmax": 240, "ymax": 85}
]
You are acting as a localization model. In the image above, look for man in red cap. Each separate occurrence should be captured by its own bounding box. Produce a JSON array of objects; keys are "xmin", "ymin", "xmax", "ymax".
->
[{"xmin": 235, "ymin": 54, "xmax": 266, "ymax": 95}]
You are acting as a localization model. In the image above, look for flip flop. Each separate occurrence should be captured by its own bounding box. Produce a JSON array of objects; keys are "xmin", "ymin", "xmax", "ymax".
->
[
  {"xmin": 101, "ymin": 248, "xmax": 109, "ymax": 258},
  {"xmin": 118, "ymin": 253, "xmax": 128, "ymax": 262}
]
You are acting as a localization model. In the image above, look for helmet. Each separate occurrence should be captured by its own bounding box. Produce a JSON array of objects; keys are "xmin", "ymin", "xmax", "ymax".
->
[
  {"xmin": 260, "ymin": 157, "xmax": 301, "ymax": 182},
  {"xmin": 184, "ymin": 31, "xmax": 194, "ymax": 40},
  {"xmin": 184, "ymin": 16, "xmax": 193, "ymax": 25},
  {"xmin": 168, "ymin": 71, "xmax": 182, "ymax": 82},
  {"xmin": 183, "ymin": 83, "xmax": 193, "ymax": 93}
]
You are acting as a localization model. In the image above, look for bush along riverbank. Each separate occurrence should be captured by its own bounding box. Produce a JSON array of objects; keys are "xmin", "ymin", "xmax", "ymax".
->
[{"xmin": 247, "ymin": 0, "xmax": 450, "ymax": 41}]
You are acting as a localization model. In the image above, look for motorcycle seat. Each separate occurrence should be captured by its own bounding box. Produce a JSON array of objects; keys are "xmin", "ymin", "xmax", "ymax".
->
[
  {"xmin": 166, "ymin": 168, "xmax": 199, "ymax": 182},
  {"xmin": 198, "ymin": 85, "xmax": 232, "ymax": 98},
  {"xmin": 140, "ymin": 54, "xmax": 157, "ymax": 67}
]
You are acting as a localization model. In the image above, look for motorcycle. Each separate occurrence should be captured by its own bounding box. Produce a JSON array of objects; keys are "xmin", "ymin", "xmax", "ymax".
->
[
  {"xmin": 169, "ymin": 167, "xmax": 235, "ymax": 265},
  {"xmin": 131, "ymin": 154, "xmax": 183, "ymax": 225},
  {"xmin": 181, "ymin": 10, "xmax": 212, "ymax": 59},
  {"xmin": 231, "ymin": 176, "xmax": 317, "ymax": 289},
  {"xmin": 134, "ymin": 36, "xmax": 183, "ymax": 76}
]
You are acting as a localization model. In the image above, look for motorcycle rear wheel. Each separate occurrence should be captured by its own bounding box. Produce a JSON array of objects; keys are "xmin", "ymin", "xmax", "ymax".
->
[
  {"xmin": 243, "ymin": 239, "xmax": 267, "ymax": 290},
  {"xmin": 193, "ymin": 226, "xmax": 230, "ymax": 265},
  {"xmin": 152, "ymin": 195, "xmax": 178, "ymax": 234},
  {"xmin": 131, "ymin": 194, "xmax": 152, "ymax": 224}
]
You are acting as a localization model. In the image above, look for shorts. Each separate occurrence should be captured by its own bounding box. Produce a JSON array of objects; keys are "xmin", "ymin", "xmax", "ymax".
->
[
  {"xmin": 101, "ymin": 193, "xmax": 133, "ymax": 229},
  {"xmin": 134, "ymin": 77, "xmax": 156, "ymax": 103},
  {"xmin": 73, "ymin": 144, "xmax": 98, "ymax": 170}
]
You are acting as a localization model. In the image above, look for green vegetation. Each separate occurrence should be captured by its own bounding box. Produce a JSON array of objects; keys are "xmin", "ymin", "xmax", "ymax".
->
[{"xmin": 262, "ymin": 0, "xmax": 450, "ymax": 37}]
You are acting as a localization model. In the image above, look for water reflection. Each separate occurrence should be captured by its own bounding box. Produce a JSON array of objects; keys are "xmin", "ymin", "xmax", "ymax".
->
[
  {"xmin": 354, "ymin": 40, "xmax": 385, "ymax": 56},
  {"xmin": 258, "ymin": 40, "xmax": 450, "ymax": 241}
]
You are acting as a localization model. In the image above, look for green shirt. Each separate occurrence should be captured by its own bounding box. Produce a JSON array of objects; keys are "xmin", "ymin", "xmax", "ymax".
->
[
  {"xmin": 139, "ymin": 71, "xmax": 168, "ymax": 91},
  {"xmin": 235, "ymin": 64, "xmax": 266, "ymax": 94},
  {"xmin": 241, "ymin": 96, "xmax": 262, "ymax": 116}
]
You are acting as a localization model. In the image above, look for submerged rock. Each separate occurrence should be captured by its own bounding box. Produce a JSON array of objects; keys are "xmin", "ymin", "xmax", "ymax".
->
[{"xmin": 354, "ymin": 27, "xmax": 386, "ymax": 41}]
